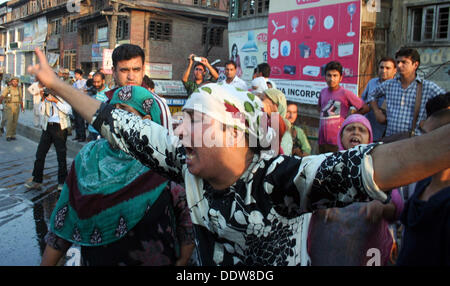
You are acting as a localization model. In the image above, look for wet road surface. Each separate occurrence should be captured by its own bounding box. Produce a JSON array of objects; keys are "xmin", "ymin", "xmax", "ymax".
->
[{"xmin": 0, "ymin": 134, "xmax": 73, "ymax": 266}]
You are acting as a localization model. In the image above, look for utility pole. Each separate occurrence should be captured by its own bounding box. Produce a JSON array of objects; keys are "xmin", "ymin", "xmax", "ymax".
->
[
  {"xmin": 109, "ymin": 2, "xmax": 119, "ymax": 51},
  {"xmin": 203, "ymin": 17, "xmax": 211, "ymax": 57},
  {"xmin": 101, "ymin": 1, "xmax": 120, "ymax": 85}
]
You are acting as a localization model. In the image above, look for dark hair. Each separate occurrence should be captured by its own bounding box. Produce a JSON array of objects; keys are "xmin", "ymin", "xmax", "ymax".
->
[
  {"xmin": 194, "ymin": 62, "xmax": 206, "ymax": 73},
  {"xmin": 86, "ymin": 78, "xmax": 93, "ymax": 88},
  {"xmin": 378, "ymin": 56, "xmax": 396, "ymax": 67},
  {"xmin": 231, "ymin": 43, "xmax": 238, "ymax": 54},
  {"xmin": 395, "ymin": 47, "xmax": 421, "ymax": 68},
  {"xmin": 74, "ymin": 68, "xmax": 83, "ymax": 75},
  {"xmin": 324, "ymin": 61, "xmax": 343, "ymax": 75},
  {"xmin": 112, "ymin": 44, "xmax": 145, "ymax": 68},
  {"xmin": 93, "ymin": 72, "xmax": 105, "ymax": 80},
  {"xmin": 225, "ymin": 60, "xmax": 237, "ymax": 69},
  {"xmin": 257, "ymin": 63, "xmax": 271, "ymax": 77},
  {"xmin": 143, "ymin": 75, "xmax": 155, "ymax": 90},
  {"xmin": 426, "ymin": 92, "xmax": 450, "ymax": 118}
]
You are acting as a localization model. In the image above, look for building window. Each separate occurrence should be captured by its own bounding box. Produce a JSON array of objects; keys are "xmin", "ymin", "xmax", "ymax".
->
[
  {"xmin": 15, "ymin": 53, "xmax": 23, "ymax": 75},
  {"xmin": 94, "ymin": 0, "xmax": 109, "ymax": 11},
  {"xmin": 149, "ymin": 20, "xmax": 172, "ymax": 42},
  {"xmin": 7, "ymin": 54, "xmax": 14, "ymax": 74},
  {"xmin": 117, "ymin": 18, "xmax": 129, "ymax": 40},
  {"xmin": 50, "ymin": 18, "xmax": 62, "ymax": 35},
  {"xmin": 17, "ymin": 28, "xmax": 24, "ymax": 42},
  {"xmin": 25, "ymin": 52, "xmax": 33, "ymax": 72},
  {"xmin": 1, "ymin": 32, "xmax": 6, "ymax": 46},
  {"xmin": 65, "ymin": 19, "xmax": 78, "ymax": 34},
  {"xmin": 231, "ymin": 0, "xmax": 269, "ymax": 19},
  {"xmin": 409, "ymin": 3, "xmax": 450, "ymax": 43},
  {"xmin": 42, "ymin": 0, "xmax": 52, "ymax": 9},
  {"xmin": 202, "ymin": 26, "xmax": 224, "ymax": 47},
  {"xmin": 193, "ymin": 0, "xmax": 220, "ymax": 8},
  {"xmin": 81, "ymin": 26, "xmax": 94, "ymax": 44},
  {"xmin": 63, "ymin": 50, "xmax": 77, "ymax": 70},
  {"xmin": 97, "ymin": 25, "xmax": 108, "ymax": 42},
  {"xmin": 9, "ymin": 30, "xmax": 15, "ymax": 43},
  {"xmin": 28, "ymin": 0, "xmax": 40, "ymax": 15}
]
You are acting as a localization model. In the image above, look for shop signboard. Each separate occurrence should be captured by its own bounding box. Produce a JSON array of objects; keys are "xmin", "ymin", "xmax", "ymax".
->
[{"xmin": 268, "ymin": 0, "xmax": 361, "ymax": 104}]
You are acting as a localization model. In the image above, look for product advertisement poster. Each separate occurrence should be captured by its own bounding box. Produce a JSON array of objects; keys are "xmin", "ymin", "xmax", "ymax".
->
[
  {"xmin": 228, "ymin": 29, "xmax": 268, "ymax": 85},
  {"xmin": 102, "ymin": 49, "xmax": 114, "ymax": 75},
  {"xmin": 268, "ymin": 0, "xmax": 361, "ymax": 104}
]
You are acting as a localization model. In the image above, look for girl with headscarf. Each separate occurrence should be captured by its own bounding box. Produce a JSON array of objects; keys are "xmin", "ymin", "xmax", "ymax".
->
[
  {"xmin": 28, "ymin": 48, "xmax": 450, "ymax": 266},
  {"xmin": 306, "ymin": 114, "xmax": 404, "ymax": 266},
  {"xmin": 41, "ymin": 86, "xmax": 194, "ymax": 266},
  {"xmin": 260, "ymin": 88, "xmax": 293, "ymax": 155}
]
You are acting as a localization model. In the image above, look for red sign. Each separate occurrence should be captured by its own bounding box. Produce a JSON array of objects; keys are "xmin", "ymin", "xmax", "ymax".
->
[{"xmin": 268, "ymin": 1, "xmax": 361, "ymax": 85}]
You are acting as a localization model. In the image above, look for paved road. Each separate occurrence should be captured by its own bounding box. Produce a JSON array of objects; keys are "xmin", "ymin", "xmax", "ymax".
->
[{"xmin": 0, "ymin": 133, "xmax": 74, "ymax": 266}]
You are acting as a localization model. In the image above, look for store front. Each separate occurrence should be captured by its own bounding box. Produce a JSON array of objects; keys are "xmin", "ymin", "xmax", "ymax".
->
[{"xmin": 153, "ymin": 80, "xmax": 188, "ymax": 114}]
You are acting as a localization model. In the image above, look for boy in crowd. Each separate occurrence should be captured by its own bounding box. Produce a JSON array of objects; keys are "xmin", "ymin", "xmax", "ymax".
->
[{"xmin": 318, "ymin": 61, "xmax": 368, "ymax": 153}]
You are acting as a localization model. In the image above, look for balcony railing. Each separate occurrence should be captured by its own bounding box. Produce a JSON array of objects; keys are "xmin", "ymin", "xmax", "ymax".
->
[{"xmin": 9, "ymin": 0, "xmax": 70, "ymax": 22}]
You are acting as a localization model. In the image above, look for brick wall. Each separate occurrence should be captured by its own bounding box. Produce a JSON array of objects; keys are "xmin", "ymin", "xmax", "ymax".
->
[
  {"xmin": 130, "ymin": 10, "xmax": 146, "ymax": 49},
  {"xmin": 130, "ymin": 10, "xmax": 229, "ymax": 81}
]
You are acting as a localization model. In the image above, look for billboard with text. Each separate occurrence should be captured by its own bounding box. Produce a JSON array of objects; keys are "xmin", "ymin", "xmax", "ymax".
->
[{"xmin": 268, "ymin": 0, "xmax": 361, "ymax": 104}]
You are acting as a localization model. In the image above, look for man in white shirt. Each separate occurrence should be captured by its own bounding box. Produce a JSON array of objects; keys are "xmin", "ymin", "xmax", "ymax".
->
[
  {"xmin": 25, "ymin": 88, "xmax": 72, "ymax": 191},
  {"xmin": 72, "ymin": 68, "xmax": 87, "ymax": 142},
  {"xmin": 221, "ymin": 60, "xmax": 248, "ymax": 91}
]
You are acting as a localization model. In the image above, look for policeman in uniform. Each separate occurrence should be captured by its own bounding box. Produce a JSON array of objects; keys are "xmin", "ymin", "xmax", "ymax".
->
[{"xmin": 0, "ymin": 77, "xmax": 23, "ymax": 141}]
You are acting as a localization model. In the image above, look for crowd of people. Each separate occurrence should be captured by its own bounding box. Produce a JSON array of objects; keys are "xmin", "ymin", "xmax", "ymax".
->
[{"xmin": 5, "ymin": 42, "xmax": 448, "ymax": 266}]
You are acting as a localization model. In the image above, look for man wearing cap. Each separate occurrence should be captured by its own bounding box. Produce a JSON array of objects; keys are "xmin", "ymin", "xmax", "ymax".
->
[
  {"xmin": 59, "ymin": 68, "xmax": 73, "ymax": 85},
  {"xmin": 0, "ymin": 77, "xmax": 24, "ymax": 141}
]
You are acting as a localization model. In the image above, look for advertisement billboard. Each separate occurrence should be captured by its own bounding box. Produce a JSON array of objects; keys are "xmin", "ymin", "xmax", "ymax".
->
[
  {"xmin": 268, "ymin": 0, "xmax": 361, "ymax": 104},
  {"xmin": 228, "ymin": 28, "xmax": 268, "ymax": 85}
]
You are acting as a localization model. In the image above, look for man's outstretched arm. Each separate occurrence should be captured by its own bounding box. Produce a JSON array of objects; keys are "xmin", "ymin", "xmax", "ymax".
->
[
  {"xmin": 371, "ymin": 123, "xmax": 450, "ymax": 190},
  {"xmin": 27, "ymin": 48, "xmax": 100, "ymax": 123}
]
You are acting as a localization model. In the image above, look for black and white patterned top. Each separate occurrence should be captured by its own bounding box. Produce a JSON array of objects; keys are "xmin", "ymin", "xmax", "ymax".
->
[{"xmin": 92, "ymin": 103, "xmax": 387, "ymax": 266}]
